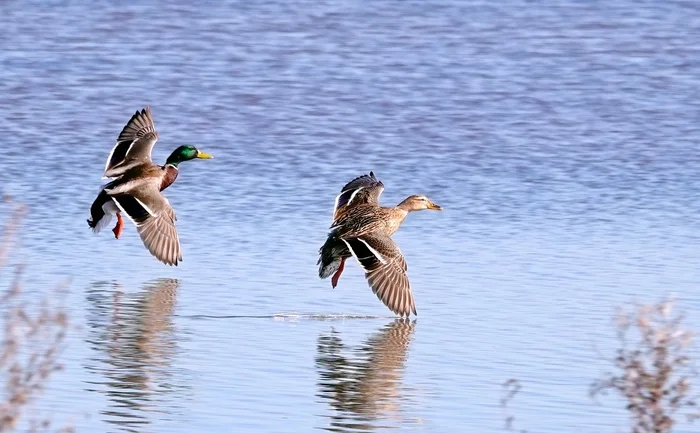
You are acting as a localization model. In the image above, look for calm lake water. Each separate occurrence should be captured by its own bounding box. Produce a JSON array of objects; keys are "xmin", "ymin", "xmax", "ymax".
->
[{"xmin": 1, "ymin": 0, "xmax": 700, "ymax": 432}]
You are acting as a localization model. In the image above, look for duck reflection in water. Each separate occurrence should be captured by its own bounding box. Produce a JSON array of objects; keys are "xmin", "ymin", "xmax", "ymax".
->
[
  {"xmin": 84, "ymin": 278, "xmax": 182, "ymax": 433},
  {"xmin": 316, "ymin": 319, "xmax": 417, "ymax": 432}
]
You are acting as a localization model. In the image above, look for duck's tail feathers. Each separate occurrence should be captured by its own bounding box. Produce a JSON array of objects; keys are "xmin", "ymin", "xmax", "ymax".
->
[
  {"xmin": 318, "ymin": 237, "xmax": 349, "ymax": 279},
  {"xmin": 319, "ymin": 257, "xmax": 341, "ymax": 279},
  {"xmin": 87, "ymin": 190, "xmax": 118, "ymax": 234}
]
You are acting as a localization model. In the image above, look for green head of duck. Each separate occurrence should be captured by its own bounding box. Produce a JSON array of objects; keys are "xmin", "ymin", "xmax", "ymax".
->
[{"xmin": 166, "ymin": 145, "xmax": 214, "ymax": 167}]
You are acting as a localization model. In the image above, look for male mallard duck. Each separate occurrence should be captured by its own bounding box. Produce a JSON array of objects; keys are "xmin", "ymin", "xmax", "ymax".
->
[
  {"xmin": 87, "ymin": 107, "xmax": 213, "ymax": 266},
  {"xmin": 318, "ymin": 172, "xmax": 442, "ymax": 316}
]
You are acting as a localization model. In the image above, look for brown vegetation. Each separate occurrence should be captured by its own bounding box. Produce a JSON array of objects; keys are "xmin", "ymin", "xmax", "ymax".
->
[
  {"xmin": 0, "ymin": 197, "xmax": 71, "ymax": 433},
  {"xmin": 591, "ymin": 299, "xmax": 699, "ymax": 433},
  {"xmin": 502, "ymin": 299, "xmax": 698, "ymax": 433}
]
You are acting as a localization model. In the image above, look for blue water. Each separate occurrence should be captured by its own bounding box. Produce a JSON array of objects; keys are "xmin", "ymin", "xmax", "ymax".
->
[{"xmin": 1, "ymin": 0, "xmax": 700, "ymax": 431}]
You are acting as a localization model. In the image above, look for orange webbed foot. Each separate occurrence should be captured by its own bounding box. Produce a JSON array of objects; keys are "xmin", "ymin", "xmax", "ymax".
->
[
  {"xmin": 331, "ymin": 257, "xmax": 346, "ymax": 288},
  {"xmin": 112, "ymin": 213, "xmax": 124, "ymax": 239}
]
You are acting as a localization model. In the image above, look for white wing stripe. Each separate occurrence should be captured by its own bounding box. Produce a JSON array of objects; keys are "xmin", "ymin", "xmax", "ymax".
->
[
  {"xmin": 125, "ymin": 140, "xmax": 136, "ymax": 159},
  {"xmin": 333, "ymin": 193, "xmax": 342, "ymax": 212},
  {"xmin": 104, "ymin": 142, "xmax": 120, "ymax": 174},
  {"xmin": 347, "ymin": 187, "xmax": 364, "ymax": 206},
  {"xmin": 110, "ymin": 197, "xmax": 139, "ymax": 226},
  {"xmin": 341, "ymin": 238, "xmax": 387, "ymax": 268},
  {"xmin": 358, "ymin": 238, "xmax": 387, "ymax": 264},
  {"xmin": 341, "ymin": 239, "xmax": 362, "ymax": 268},
  {"xmin": 134, "ymin": 197, "xmax": 156, "ymax": 217},
  {"xmin": 110, "ymin": 197, "xmax": 155, "ymax": 227}
]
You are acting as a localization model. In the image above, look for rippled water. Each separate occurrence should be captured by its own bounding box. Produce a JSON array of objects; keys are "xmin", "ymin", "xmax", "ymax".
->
[{"xmin": 1, "ymin": 0, "xmax": 700, "ymax": 431}]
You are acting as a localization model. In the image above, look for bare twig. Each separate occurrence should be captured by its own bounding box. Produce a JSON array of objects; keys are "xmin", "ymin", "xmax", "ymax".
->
[{"xmin": 501, "ymin": 378, "xmax": 527, "ymax": 432}]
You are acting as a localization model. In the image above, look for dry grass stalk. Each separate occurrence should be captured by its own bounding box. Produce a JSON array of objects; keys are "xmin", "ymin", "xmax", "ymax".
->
[
  {"xmin": 501, "ymin": 378, "xmax": 527, "ymax": 433},
  {"xmin": 591, "ymin": 299, "xmax": 699, "ymax": 433},
  {"xmin": 0, "ymin": 197, "xmax": 71, "ymax": 433}
]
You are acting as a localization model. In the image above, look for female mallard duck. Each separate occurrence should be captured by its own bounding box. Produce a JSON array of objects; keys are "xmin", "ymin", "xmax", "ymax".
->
[
  {"xmin": 87, "ymin": 107, "xmax": 213, "ymax": 266},
  {"xmin": 318, "ymin": 172, "xmax": 442, "ymax": 317}
]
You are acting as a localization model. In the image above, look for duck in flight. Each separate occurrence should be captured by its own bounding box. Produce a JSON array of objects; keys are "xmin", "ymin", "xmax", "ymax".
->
[
  {"xmin": 87, "ymin": 107, "xmax": 213, "ymax": 266},
  {"xmin": 318, "ymin": 172, "xmax": 442, "ymax": 316}
]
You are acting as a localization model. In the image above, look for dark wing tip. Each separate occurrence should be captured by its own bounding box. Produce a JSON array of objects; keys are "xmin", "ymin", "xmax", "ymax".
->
[
  {"xmin": 159, "ymin": 254, "xmax": 180, "ymax": 267},
  {"xmin": 130, "ymin": 108, "xmax": 143, "ymax": 122},
  {"xmin": 139, "ymin": 106, "xmax": 154, "ymax": 125},
  {"xmin": 344, "ymin": 171, "xmax": 379, "ymax": 186}
]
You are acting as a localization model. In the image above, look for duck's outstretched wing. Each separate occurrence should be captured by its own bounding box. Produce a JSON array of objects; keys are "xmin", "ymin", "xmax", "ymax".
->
[
  {"xmin": 332, "ymin": 171, "xmax": 384, "ymax": 222},
  {"xmin": 342, "ymin": 234, "xmax": 415, "ymax": 317},
  {"xmin": 108, "ymin": 186, "xmax": 182, "ymax": 266},
  {"xmin": 104, "ymin": 107, "xmax": 159, "ymax": 178}
]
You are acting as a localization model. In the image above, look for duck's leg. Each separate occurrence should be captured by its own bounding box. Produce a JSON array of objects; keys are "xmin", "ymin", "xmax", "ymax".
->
[
  {"xmin": 331, "ymin": 257, "xmax": 346, "ymax": 288},
  {"xmin": 112, "ymin": 213, "xmax": 124, "ymax": 239}
]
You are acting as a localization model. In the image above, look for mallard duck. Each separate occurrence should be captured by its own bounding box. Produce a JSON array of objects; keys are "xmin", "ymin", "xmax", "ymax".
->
[
  {"xmin": 87, "ymin": 107, "xmax": 213, "ymax": 266},
  {"xmin": 318, "ymin": 172, "xmax": 442, "ymax": 316}
]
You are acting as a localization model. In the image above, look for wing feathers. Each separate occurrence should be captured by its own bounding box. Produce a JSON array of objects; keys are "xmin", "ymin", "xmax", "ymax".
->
[
  {"xmin": 111, "ymin": 194, "xmax": 150, "ymax": 225},
  {"xmin": 117, "ymin": 106, "xmax": 157, "ymax": 144},
  {"xmin": 135, "ymin": 207, "xmax": 182, "ymax": 266},
  {"xmin": 332, "ymin": 172, "xmax": 385, "ymax": 222},
  {"xmin": 104, "ymin": 107, "xmax": 159, "ymax": 178},
  {"xmin": 104, "ymin": 141, "xmax": 132, "ymax": 175},
  {"xmin": 110, "ymin": 190, "xmax": 182, "ymax": 266},
  {"xmin": 343, "ymin": 235, "xmax": 416, "ymax": 317}
]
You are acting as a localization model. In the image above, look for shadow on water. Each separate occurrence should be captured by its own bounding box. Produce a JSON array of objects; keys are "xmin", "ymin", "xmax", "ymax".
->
[
  {"xmin": 315, "ymin": 319, "xmax": 418, "ymax": 432},
  {"xmin": 83, "ymin": 278, "xmax": 183, "ymax": 433}
]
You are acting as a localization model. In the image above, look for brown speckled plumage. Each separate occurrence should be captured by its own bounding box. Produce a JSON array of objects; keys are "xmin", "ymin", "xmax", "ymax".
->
[{"xmin": 318, "ymin": 172, "xmax": 442, "ymax": 317}]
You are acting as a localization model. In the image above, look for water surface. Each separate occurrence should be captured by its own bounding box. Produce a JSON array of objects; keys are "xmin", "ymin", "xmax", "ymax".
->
[{"xmin": 1, "ymin": 0, "xmax": 700, "ymax": 431}]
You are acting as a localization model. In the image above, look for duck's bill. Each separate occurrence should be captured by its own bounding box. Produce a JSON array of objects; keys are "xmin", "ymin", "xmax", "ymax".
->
[
  {"xmin": 196, "ymin": 150, "xmax": 214, "ymax": 159},
  {"xmin": 428, "ymin": 202, "xmax": 443, "ymax": 210}
]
